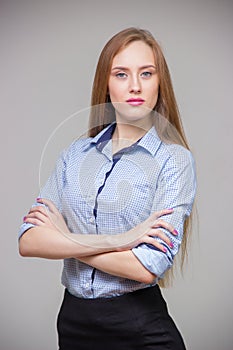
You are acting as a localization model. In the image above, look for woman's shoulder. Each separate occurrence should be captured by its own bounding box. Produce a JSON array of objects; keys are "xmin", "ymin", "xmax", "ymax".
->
[
  {"xmin": 160, "ymin": 141, "xmax": 195, "ymax": 167},
  {"xmin": 62, "ymin": 137, "xmax": 93, "ymax": 162}
]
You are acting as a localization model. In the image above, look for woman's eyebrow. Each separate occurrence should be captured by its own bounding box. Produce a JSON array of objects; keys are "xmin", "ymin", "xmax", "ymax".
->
[{"xmin": 111, "ymin": 64, "xmax": 157, "ymax": 71}]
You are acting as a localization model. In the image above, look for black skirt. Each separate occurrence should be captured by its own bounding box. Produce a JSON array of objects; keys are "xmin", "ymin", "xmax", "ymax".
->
[{"xmin": 57, "ymin": 285, "xmax": 186, "ymax": 350}]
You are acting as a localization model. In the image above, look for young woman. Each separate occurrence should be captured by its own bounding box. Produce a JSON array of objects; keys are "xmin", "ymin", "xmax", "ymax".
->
[{"xmin": 19, "ymin": 28, "xmax": 196, "ymax": 349}]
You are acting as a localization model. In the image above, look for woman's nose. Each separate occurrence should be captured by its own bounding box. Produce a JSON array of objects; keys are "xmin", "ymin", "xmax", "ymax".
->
[{"xmin": 129, "ymin": 75, "xmax": 141, "ymax": 94}]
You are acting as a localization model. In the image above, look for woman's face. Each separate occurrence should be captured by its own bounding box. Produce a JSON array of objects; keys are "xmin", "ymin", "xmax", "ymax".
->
[{"xmin": 108, "ymin": 40, "xmax": 159, "ymax": 124}]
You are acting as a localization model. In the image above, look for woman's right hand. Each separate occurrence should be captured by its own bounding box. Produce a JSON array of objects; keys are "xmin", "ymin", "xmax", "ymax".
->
[
  {"xmin": 23, "ymin": 198, "xmax": 71, "ymax": 234},
  {"xmin": 114, "ymin": 209, "xmax": 177, "ymax": 252}
]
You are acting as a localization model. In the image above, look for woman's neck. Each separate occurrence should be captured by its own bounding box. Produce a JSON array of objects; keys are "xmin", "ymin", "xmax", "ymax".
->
[{"xmin": 111, "ymin": 120, "xmax": 152, "ymax": 154}]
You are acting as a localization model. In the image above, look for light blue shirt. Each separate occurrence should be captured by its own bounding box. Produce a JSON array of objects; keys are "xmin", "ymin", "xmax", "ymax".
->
[{"xmin": 19, "ymin": 123, "xmax": 196, "ymax": 298}]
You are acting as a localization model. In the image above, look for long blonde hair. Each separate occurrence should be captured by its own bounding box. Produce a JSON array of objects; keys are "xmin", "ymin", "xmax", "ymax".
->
[{"xmin": 88, "ymin": 27, "xmax": 194, "ymax": 287}]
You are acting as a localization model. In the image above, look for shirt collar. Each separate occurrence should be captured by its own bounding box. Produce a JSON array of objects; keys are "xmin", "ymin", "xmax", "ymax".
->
[
  {"xmin": 81, "ymin": 122, "xmax": 162, "ymax": 157},
  {"xmin": 80, "ymin": 123, "xmax": 115, "ymax": 152},
  {"xmin": 137, "ymin": 125, "xmax": 162, "ymax": 156},
  {"xmin": 94, "ymin": 123, "xmax": 116, "ymax": 152}
]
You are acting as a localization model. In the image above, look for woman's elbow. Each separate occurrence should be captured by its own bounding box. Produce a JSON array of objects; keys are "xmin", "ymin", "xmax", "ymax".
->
[
  {"xmin": 139, "ymin": 270, "xmax": 157, "ymax": 284},
  {"xmin": 19, "ymin": 236, "xmax": 30, "ymax": 257},
  {"xmin": 18, "ymin": 230, "xmax": 34, "ymax": 257}
]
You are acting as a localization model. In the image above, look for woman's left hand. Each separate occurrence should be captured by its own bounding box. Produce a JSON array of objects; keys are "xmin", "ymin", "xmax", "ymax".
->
[{"xmin": 23, "ymin": 198, "xmax": 70, "ymax": 234}]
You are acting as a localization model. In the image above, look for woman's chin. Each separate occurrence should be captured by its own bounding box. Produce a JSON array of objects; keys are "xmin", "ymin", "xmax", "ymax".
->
[{"xmin": 113, "ymin": 104, "xmax": 153, "ymax": 124}]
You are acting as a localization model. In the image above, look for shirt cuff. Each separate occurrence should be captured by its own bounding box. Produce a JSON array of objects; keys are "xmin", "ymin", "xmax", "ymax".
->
[
  {"xmin": 18, "ymin": 222, "xmax": 35, "ymax": 239},
  {"xmin": 132, "ymin": 244, "xmax": 172, "ymax": 278}
]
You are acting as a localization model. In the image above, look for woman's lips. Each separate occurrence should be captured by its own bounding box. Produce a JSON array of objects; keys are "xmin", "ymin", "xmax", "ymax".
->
[{"xmin": 126, "ymin": 98, "xmax": 145, "ymax": 106}]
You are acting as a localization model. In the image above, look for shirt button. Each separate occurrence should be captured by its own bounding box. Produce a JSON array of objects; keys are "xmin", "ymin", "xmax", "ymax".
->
[
  {"xmin": 89, "ymin": 217, "xmax": 95, "ymax": 223},
  {"xmin": 85, "ymin": 283, "xmax": 90, "ymax": 288}
]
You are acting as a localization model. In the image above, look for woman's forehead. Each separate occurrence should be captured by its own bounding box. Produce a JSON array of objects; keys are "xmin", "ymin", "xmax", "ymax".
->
[{"xmin": 112, "ymin": 41, "xmax": 156, "ymax": 68}]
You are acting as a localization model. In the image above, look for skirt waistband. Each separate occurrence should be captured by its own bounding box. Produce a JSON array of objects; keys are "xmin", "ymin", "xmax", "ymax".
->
[{"xmin": 65, "ymin": 284, "xmax": 161, "ymax": 304}]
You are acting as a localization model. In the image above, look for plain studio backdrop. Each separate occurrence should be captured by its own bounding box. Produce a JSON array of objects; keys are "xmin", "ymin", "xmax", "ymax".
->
[{"xmin": 1, "ymin": 0, "xmax": 232, "ymax": 349}]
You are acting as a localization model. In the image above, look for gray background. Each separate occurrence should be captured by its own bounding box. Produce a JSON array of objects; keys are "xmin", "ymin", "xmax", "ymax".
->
[{"xmin": 1, "ymin": 0, "xmax": 233, "ymax": 349}]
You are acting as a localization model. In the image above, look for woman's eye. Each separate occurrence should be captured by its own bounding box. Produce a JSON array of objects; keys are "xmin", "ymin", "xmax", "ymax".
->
[
  {"xmin": 141, "ymin": 71, "xmax": 152, "ymax": 78},
  {"xmin": 116, "ymin": 72, "xmax": 127, "ymax": 78}
]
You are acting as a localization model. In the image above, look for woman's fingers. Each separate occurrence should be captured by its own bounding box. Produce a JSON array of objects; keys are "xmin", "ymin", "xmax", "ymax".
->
[
  {"xmin": 149, "ymin": 209, "xmax": 179, "ymax": 237},
  {"xmin": 24, "ymin": 211, "xmax": 48, "ymax": 225},
  {"xmin": 24, "ymin": 210, "xmax": 58, "ymax": 229},
  {"xmin": 142, "ymin": 236, "xmax": 169, "ymax": 253},
  {"xmin": 28, "ymin": 205, "xmax": 50, "ymax": 217},
  {"xmin": 141, "ymin": 229, "xmax": 174, "ymax": 252},
  {"xmin": 152, "ymin": 219, "xmax": 178, "ymax": 236},
  {"xmin": 147, "ymin": 229, "xmax": 173, "ymax": 248},
  {"xmin": 23, "ymin": 199, "xmax": 69, "ymax": 233},
  {"xmin": 150, "ymin": 208, "xmax": 173, "ymax": 221},
  {"xmin": 25, "ymin": 205, "xmax": 53, "ymax": 225},
  {"xmin": 36, "ymin": 198, "xmax": 59, "ymax": 214},
  {"xmin": 23, "ymin": 217, "xmax": 46, "ymax": 226}
]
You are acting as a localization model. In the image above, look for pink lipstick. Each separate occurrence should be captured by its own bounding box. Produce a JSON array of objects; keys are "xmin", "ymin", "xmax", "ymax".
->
[{"xmin": 126, "ymin": 98, "xmax": 145, "ymax": 106}]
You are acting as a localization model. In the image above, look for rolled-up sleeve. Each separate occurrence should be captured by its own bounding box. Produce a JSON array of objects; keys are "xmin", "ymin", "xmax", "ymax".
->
[
  {"xmin": 18, "ymin": 149, "xmax": 67, "ymax": 239},
  {"xmin": 132, "ymin": 145, "xmax": 197, "ymax": 278}
]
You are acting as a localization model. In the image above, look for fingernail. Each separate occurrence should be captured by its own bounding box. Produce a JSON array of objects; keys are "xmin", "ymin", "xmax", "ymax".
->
[
  {"xmin": 23, "ymin": 216, "xmax": 27, "ymax": 221},
  {"xmin": 36, "ymin": 197, "xmax": 41, "ymax": 201},
  {"xmin": 169, "ymin": 242, "xmax": 174, "ymax": 248},
  {"xmin": 173, "ymin": 229, "xmax": 178, "ymax": 236},
  {"xmin": 163, "ymin": 247, "xmax": 167, "ymax": 253}
]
